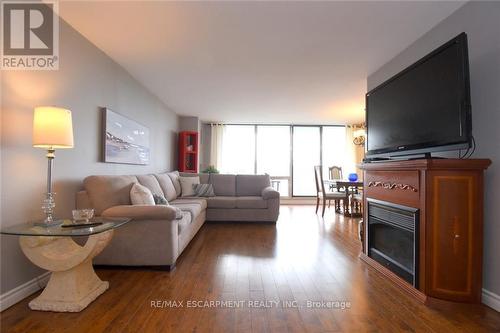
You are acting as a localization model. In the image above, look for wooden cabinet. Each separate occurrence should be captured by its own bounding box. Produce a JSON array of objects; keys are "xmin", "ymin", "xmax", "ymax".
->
[
  {"xmin": 360, "ymin": 159, "xmax": 490, "ymax": 303},
  {"xmin": 426, "ymin": 170, "xmax": 483, "ymax": 302},
  {"xmin": 365, "ymin": 170, "xmax": 420, "ymax": 207}
]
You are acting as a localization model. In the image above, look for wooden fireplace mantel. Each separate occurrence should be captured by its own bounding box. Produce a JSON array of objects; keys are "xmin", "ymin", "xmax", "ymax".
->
[{"xmin": 360, "ymin": 158, "xmax": 491, "ymax": 304}]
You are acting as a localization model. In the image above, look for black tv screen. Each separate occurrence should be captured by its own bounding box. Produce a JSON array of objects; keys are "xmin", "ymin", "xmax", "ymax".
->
[{"xmin": 366, "ymin": 33, "xmax": 472, "ymax": 158}]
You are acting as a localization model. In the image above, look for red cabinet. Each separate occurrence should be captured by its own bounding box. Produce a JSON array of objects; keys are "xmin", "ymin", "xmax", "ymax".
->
[{"xmin": 178, "ymin": 131, "xmax": 198, "ymax": 173}]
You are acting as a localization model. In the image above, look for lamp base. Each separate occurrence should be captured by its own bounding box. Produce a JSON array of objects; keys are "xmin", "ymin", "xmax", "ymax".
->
[
  {"xmin": 41, "ymin": 191, "xmax": 57, "ymax": 227},
  {"xmin": 34, "ymin": 219, "xmax": 64, "ymax": 227}
]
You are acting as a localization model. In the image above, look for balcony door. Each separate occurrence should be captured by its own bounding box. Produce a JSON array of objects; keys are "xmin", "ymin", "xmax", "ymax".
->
[
  {"xmin": 219, "ymin": 124, "xmax": 345, "ymax": 198},
  {"xmin": 257, "ymin": 126, "xmax": 291, "ymax": 197},
  {"xmin": 292, "ymin": 126, "xmax": 321, "ymax": 196},
  {"xmin": 221, "ymin": 125, "xmax": 255, "ymax": 174}
]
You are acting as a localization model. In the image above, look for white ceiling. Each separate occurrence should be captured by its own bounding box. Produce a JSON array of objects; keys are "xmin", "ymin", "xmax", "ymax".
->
[{"xmin": 59, "ymin": 1, "xmax": 465, "ymax": 125}]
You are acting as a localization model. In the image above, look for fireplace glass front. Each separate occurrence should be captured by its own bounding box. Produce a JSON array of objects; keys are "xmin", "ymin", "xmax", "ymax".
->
[{"xmin": 367, "ymin": 199, "xmax": 419, "ymax": 287}]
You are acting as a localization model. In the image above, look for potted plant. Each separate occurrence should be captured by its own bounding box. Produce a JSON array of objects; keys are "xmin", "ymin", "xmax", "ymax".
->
[{"xmin": 202, "ymin": 165, "xmax": 220, "ymax": 174}]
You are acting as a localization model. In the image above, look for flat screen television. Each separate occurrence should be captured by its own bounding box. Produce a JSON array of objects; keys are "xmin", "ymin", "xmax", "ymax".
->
[{"xmin": 366, "ymin": 32, "xmax": 472, "ymax": 158}]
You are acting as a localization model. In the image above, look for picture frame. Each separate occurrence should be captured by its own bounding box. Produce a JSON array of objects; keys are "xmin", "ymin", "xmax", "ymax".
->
[{"xmin": 102, "ymin": 108, "xmax": 150, "ymax": 165}]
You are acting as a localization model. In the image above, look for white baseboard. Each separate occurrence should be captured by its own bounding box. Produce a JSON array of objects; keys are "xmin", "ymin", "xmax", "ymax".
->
[
  {"xmin": 483, "ymin": 288, "xmax": 500, "ymax": 312},
  {"xmin": 0, "ymin": 272, "xmax": 50, "ymax": 312}
]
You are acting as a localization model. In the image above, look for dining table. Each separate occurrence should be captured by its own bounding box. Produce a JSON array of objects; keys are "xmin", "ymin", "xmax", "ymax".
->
[{"xmin": 323, "ymin": 179, "xmax": 364, "ymax": 217}]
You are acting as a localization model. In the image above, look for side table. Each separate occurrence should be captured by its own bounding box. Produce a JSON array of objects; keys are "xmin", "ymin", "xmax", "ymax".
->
[{"xmin": 1, "ymin": 217, "xmax": 130, "ymax": 312}]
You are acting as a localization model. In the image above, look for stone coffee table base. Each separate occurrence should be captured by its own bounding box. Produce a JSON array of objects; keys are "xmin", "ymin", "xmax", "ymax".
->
[{"xmin": 20, "ymin": 230, "xmax": 114, "ymax": 312}]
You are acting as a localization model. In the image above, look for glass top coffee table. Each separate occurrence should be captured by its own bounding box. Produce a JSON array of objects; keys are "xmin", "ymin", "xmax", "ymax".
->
[
  {"xmin": 1, "ymin": 217, "xmax": 130, "ymax": 237},
  {"xmin": 1, "ymin": 217, "xmax": 131, "ymax": 312}
]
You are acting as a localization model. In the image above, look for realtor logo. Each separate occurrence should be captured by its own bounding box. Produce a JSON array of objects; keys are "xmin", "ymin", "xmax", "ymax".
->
[{"xmin": 1, "ymin": 0, "xmax": 59, "ymax": 70}]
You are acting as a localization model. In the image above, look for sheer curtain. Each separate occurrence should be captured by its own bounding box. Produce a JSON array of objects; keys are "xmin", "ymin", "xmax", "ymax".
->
[
  {"xmin": 210, "ymin": 124, "xmax": 225, "ymax": 170},
  {"xmin": 344, "ymin": 125, "xmax": 357, "ymax": 175}
]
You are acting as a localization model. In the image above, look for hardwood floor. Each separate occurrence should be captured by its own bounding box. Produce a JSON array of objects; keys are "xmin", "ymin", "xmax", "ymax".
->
[{"xmin": 1, "ymin": 205, "xmax": 499, "ymax": 332}]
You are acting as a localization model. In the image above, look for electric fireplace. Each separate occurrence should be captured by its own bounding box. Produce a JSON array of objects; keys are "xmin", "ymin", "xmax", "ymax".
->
[{"xmin": 367, "ymin": 199, "xmax": 419, "ymax": 287}]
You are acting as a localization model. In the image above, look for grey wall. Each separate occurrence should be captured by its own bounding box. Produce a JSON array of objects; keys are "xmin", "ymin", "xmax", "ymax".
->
[
  {"xmin": 0, "ymin": 19, "xmax": 179, "ymax": 294},
  {"xmin": 367, "ymin": 1, "xmax": 500, "ymax": 296},
  {"xmin": 179, "ymin": 116, "xmax": 200, "ymax": 132},
  {"xmin": 200, "ymin": 123, "xmax": 212, "ymax": 171}
]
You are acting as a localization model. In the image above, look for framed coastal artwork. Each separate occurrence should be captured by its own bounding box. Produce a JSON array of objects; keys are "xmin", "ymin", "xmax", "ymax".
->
[{"xmin": 102, "ymin": 108, "xmax": 150, "ymax": 165}]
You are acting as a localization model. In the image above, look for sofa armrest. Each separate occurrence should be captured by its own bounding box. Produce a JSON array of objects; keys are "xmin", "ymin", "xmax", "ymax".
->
[
  {"xmin": 76, "ymin": 190, "xmax": 92, "ymax": 210},
  {"xmin": 261, "ymin": 186, "xmax": 280, "ymax": 200},
  {"xmin": 101, "ymin": 205, "xmax": 177, "ymax": 220}
]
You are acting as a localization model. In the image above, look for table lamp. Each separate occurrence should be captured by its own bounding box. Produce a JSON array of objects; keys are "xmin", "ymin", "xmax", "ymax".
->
[{"xmin": 33, "ymin": 106, "xmax": 74, "ymax": 225}]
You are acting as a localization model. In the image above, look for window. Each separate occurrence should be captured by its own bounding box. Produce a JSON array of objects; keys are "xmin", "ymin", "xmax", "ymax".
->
[
  {"xmin": 257, "ymin": 126, "xmax": 290, "ymax": 176},
  {"xmin": 322, "ymin": 126, "xmax": 346, "ymax": 180},
  {"xmin": 257, "ymin": 126, "xmax": 290, "ymax": 197},
  {"xmin": 219, "ymin": 124, "xmax": 347, "ymax": 197},
  {"xmin": 221, "ymin": 125, "xmax": 255, "ymax": 174},
  {"xmin": 292, "ymin": 126, "xmax": 321, "ymax": 196}
]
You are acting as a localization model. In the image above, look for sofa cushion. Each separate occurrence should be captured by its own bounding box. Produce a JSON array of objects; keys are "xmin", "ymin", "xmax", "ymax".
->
[
  {"xmin": 180, "ymin": 172, "xmax": 209, "ymax": 184},
  {"xmin": 235, "ymin": 196, "xmax": 268, "ymax": 209},
  {"xmin": 206, "ymin": 196, "xmax": 236, "ymax": 209},
  {"xmin": 167, "ymin": 171, "xmax": 181, "ymax": 196},
  {"xmin": 84, "ymin": 175, "xmax": 137, "ymax": 215},
  {"xmin": 172, "ymin": 206, "xmax": 183, "ymax": 219},
  {"xmin": 136, "ymin": 174, "xmax": 164, "ymax": 197},
  {"xmin": 171, "ymin": 198, "xmax": 208, "ymax": 211},
  {"xmin": 154, "ymin": 173, "xmax": 177, "ymax": 201},
  {"xmin": 210, "ymin": 174, "xmax": 236, "ymax": 196},
  {"xmin": 170, "ymin": 202, "xmax": 203, "ymax": 220},
  {"xmin": 177, "ymin": 211, "xmax": 192, "ymax": 235},
  {"xmin": 236, "ymin": 174, "xmax": 271, "ymax": 196}
]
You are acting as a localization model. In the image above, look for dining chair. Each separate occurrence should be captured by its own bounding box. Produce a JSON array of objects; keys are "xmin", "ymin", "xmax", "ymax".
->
[
  {"xmin": 327, "ymin": 166, "xmax": 343, "ymax": 193},
  {"xmin": 351, "ymin": 192, "xmax": 363, "ymax": 216},
  {"xmin": 327, "ymin": 165, "xmax": 344, "ymax": 204},
  {"xmin": 328, "ymin": 166, "xmax": 343, "ymax": 180},
  {"xmin": 314, "ymin": 165, "xmax": 348, "ymax": 217}
]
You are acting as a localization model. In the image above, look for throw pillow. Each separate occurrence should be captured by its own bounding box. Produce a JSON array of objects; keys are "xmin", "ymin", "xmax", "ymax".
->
[
  {"xmin": 153, "ymin": 194, "xmax": 168, "ymax": 205},
  {"xmin": 193, "ymin": 183, "xmax": 215, "ymax": 197},
  {"xmin": 173, "ymin": 206, "xmax": 183, "ymax": 220},
  {"xmin": 130, "ymin": 183, "xmax": 155, "ymax": 205},
  {"xmin": 179, "ymin": 176, "xmax": 200, "ymax": 197}
]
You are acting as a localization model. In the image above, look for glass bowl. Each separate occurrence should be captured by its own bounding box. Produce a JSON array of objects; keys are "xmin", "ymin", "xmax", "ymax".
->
[{"xmin": 72, "ymin": 209, "xmax": 94, "ymax": 223}]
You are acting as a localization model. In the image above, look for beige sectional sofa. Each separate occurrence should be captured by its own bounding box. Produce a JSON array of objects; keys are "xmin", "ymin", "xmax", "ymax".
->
[{"xmin": 76, "ymin": 171, "xmax": 279, "ymax": 270}]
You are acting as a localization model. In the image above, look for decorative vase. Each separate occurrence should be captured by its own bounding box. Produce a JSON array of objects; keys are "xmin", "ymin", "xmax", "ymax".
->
[{"xmin": 348, "ymin": 173, "xmax": 358, "ymax": 181}]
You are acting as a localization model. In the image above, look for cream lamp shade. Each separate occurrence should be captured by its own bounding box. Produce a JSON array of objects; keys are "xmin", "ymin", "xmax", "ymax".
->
[{"xmin": 33, "ymin": 106, "xmax": 74, "ymax": 149}]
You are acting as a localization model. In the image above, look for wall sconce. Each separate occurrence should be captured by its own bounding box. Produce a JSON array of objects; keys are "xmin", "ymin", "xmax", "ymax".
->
[{"xmin": 353, "ymin": 128, "xmax": 366, "ymax": 146}]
